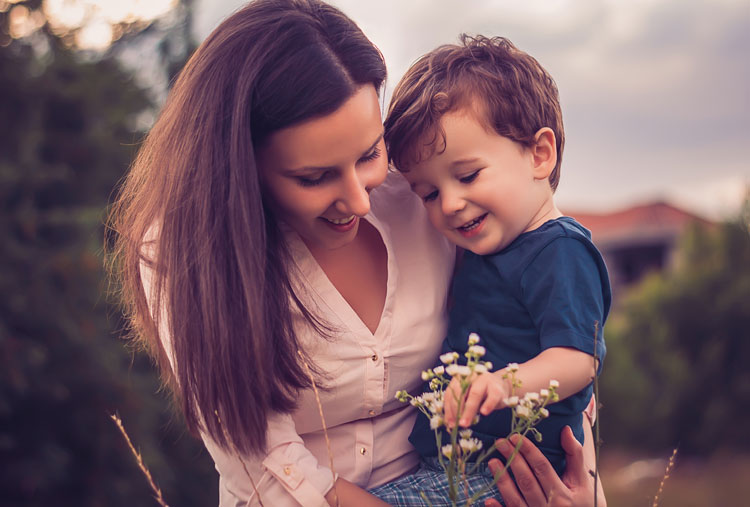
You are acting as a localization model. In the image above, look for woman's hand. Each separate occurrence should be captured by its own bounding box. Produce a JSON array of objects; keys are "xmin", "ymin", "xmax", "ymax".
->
[{"xmin": 485, "ymin": 425, "xmax": 606, "ymax": 507}]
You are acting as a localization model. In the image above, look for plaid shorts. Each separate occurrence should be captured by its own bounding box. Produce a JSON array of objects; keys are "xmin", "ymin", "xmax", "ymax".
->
[{"xmin": 368, "ymin": 457, "xmax": 504, "ymax": 506}]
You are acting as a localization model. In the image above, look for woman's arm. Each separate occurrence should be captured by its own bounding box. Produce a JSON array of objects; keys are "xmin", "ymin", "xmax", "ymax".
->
[{"xmin": 486, "ymin": 422, "xmax": 606, "ymax": 507}]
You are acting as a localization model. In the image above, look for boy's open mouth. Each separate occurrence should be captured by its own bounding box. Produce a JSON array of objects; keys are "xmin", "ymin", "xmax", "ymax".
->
[{"xmin": 458, "ymin": 213, "xmax": 487, "ymax": 232}]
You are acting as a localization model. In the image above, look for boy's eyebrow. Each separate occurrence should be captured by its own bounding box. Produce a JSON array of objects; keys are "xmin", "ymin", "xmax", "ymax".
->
[
  {"xmin": 451, "ymin": 157, "xmax": 481, "ymax": 168},
  {"xmin": 283, "ymin": 132, "xmax": 384, "ymax": 174}
]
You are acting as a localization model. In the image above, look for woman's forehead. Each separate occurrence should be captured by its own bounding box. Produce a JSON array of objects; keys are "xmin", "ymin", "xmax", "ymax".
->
[{"xmin": 260, "ymin": 85, "xmax": 384, "ymax": 172}]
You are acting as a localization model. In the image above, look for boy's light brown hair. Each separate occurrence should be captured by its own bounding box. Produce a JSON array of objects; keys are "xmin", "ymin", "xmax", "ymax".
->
[{"xmin": 384, "ymin": 35, "xmax": 565, "ymax": 191}]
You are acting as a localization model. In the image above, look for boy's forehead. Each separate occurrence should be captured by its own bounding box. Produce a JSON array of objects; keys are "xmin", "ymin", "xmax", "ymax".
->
[{"xmin": 402, "ymin": 102, "xmax": 488, "ymax": 165}]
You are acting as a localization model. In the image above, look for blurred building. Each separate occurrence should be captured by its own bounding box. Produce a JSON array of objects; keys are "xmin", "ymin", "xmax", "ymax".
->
[{"xmin": 565, "ymin": 202, "xmax": 713, "ymax": 296}]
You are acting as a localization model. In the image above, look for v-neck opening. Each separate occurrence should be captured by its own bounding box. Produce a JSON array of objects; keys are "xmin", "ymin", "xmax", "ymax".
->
[{"xmin": 287, "ymin": 213, "xmax": 396, "ymax": 341}]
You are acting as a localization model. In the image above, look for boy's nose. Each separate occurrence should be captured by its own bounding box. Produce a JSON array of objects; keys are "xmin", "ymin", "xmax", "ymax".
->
[{"xmin": 441, "ymin": 192, "xmax": 465, "ymax": 216}]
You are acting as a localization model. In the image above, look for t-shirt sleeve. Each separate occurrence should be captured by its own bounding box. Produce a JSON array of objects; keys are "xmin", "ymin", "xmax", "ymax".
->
[
  {"xmin": 139, "ymin": 256, "xmax": 335, "ymax": 507},
  {"xmin": 519, "ymin": 237, "xmax": 607, "ymax": 367}
]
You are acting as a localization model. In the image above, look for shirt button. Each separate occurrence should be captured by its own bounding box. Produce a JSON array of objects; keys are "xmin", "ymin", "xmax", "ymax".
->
[
  {"xmin": 359, "ymin": 447, "xmax": 367, "ymax": 455},
  {"xmin": 371, "ymin": 353, "xmax": 378, "ymax": 362},
  {"xmin": 283, "ymin": 466, "xmax": 291, "ymax": 475},
  {"xmin": 368, "ymin": 409, "xmax": 376, "ymax": 416}
]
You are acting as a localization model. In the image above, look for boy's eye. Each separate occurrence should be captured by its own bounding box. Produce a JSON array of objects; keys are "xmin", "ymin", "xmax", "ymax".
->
[
  {"xmin": 422, "ymin": 190, "xmax": 438, "ymax": 203},
  {"xmin": 459, "ymin": 170, "xmax": 481, "ymax": 184}
]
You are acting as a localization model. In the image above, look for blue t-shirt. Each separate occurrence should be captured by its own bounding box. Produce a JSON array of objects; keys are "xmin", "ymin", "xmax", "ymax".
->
[{"xmin": 409, "ymin": 217, "xmax": 611, "ymax": 476}]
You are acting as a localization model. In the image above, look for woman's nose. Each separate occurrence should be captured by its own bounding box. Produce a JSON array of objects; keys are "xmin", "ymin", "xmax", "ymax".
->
[{"xmin": 335, "ymin": 168, "xmax": 371, "ymax": 216}]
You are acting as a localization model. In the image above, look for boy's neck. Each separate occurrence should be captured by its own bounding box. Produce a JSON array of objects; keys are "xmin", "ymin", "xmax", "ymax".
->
[{"xmin": 523, "ymin": 197, "xmax": 562, "ymax": 235}]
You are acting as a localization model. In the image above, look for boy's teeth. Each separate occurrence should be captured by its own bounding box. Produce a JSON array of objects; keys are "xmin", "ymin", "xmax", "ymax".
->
[
  {"xmin": 326, "ymin": 215, "xmax": 355, "ymax": 225},
  {"xmin": 460, "ymin": 216, "xmax": 482, "ymax": 231}
]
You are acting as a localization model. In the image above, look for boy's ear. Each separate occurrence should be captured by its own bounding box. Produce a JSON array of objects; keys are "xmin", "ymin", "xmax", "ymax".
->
[{"xmin": 531, "ymin": 128, "xmax": 557, "ymax": 180}]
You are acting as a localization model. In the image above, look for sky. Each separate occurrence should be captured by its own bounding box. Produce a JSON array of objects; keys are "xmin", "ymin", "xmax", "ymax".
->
[{"xmin": 192, "ymin": 0, "xmax": 750, "ymax": 219}]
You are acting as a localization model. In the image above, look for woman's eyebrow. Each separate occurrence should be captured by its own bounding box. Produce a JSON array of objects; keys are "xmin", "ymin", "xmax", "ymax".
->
[
  {"xmin": 283, "ymin": 131, "xmax": 384, "ymax": 175},
  {"xmin": 364, "ymin": 131, "xmax": 384, "ymax": 155}
]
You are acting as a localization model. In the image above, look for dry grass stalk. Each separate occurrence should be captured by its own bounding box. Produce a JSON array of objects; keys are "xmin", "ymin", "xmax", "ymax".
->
[
  {"xmin": 592, "ymin": 321, "xmax": 601, "ymax": 507},
  {"xmin": 109, "ymin": 413, "xmax": 170, "ymax": 507},
  {"xmin": 214, "ymin": 410, "xmax": 265, "ymax": 507},
  {"xmin": 652, "ymin": 447, "xmax": 678, "ymax": 507},
  {"xmin": 298, "ymin": 349, "xmax": 339, "ymax": 507}
]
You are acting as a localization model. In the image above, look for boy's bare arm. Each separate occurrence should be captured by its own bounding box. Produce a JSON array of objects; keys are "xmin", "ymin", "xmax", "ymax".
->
[{"xmin": 511, "ymin": 346, "xmax": 596, "ymax": 401}]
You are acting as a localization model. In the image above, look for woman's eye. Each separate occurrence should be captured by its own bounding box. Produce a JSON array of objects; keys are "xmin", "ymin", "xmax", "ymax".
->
[
  {"xmin": 459, "ymin": 170, "xmax": 480, "ymax": 184},
  {"xmin": 358, "ymin": 146, "xmax": 382, "ymax": 163},
  {"xmin": 297, "ymin": 172, "xmax": 329, "ymax": 187},
  {"xmin": 422, "ymin": 190, "xmax": 438, "ymax": 203}
]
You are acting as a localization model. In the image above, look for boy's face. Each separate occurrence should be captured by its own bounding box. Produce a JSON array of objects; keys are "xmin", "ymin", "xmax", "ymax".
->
[{"xmin": 402, "ymin": 108, "xmax": 558, "ymax": 255}]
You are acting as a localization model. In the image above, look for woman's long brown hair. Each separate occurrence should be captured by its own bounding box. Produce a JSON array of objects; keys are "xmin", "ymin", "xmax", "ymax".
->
[{"xmin": 107, "ymin": 0, "xmax": 386, "ymax": 455}]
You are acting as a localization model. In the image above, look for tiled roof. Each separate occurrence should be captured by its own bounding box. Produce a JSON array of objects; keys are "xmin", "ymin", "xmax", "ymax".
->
[{"xmin": 563, "ymin": 201, "xmax": 713, "ymax": 247}]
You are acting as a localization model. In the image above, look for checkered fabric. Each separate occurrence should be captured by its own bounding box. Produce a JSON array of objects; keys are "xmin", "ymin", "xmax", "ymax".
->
[{"xmin": 368, "ymin": 457, "xmax": 505, "ymax": 506}]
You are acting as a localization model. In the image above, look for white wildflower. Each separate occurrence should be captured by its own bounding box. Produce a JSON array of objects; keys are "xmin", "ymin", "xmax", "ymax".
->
[
  {"xmin": 422, "ymin": 392, "xmax": 437, "ymax": 403},
  {"xmin": 484, "ymin": 361, "xmax": 493, "ymax": 370},
  {"xmin": 459, "ymin": 438, "xmax": 483, "ymax": 453},
  {"xmin": 539, "ymin": 389, "xmax": 549, "ymax": 399},
  {"xmin": 410, "ymin": 396, "xmax": 424, "ymax": 407},
  {"xmin": 468, "ymin": 345, "xmax": 486, "ymax": 357},
  {"xmin": 433, "ymin": 366, "xmax": 445, "ymax": 376},
  {"xmin": 473, "ymin": 364, "xmax": 488, "ymax": 374},
  {"xmin": 445, "ymin": 364, "xmax": 460, "ymax": 376},
  {"xmin": 459, "ymin": 429, "xmax": 473, "ymax": 439},
  {"xmin": 457, "ymin": 365, "xmax": 472, "ymax": 377},
  {"xmin": 440, "ymin": 352, "xmax": 456, "ymax": 365},
  {"xmin": 503, "ymin": 396, "xmax": 519, "ymax": 407},
  {"xmin": 549, "ymin": 379, "xmax": 559, "ymax": 388},
  {"xmin": 441, "ymin": 444, "xmax": 453, "ymax": 458},
  {"xmin": 468, "ymin": 333, "xmax": 480, "ymax": 345},
  {"xmin": 524, "ymin": 392, "xmax": 540, "ymax": 402},
  {"xmin": 516, "ymin": 406, "xmax": 531, "ymax": 419},
  {"xmin": 430, "ymin": 415, "xmax": 443, "ymax": 430},
  {"xmin": 507, "ymin": 363, "xmax": 520, "ymax": 372},
  {"xmin": 539, "ymin": 408, "xmax": 549, "ymax": 418}
]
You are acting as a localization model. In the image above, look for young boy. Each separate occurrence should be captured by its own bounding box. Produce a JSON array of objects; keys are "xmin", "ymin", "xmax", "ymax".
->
[{"xmin": 376, "ymin": 35, "xmax": 611, "ymax": 503}]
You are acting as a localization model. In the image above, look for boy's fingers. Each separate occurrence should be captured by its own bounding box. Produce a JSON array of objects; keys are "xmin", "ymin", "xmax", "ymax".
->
[
  {"xmin": 444, "ymin": 380, "xmax": 462, "ymax": 426},
  {"xmin": 459, "ymin": 383, "xmax": 485, "ymax": 426},
  {"xmin": 480, "ymin": 387, "xmax": 503, "ymax": 415}
]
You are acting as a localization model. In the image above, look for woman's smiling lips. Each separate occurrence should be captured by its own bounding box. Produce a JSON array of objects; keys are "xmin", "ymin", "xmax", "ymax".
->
[
  {"xmin": 320, "ymin": 214, "xmax": 358, "ymax": 232},
  {"xmin": 456, "ymin": 213, "xmax": 488, "ymax": 238}
]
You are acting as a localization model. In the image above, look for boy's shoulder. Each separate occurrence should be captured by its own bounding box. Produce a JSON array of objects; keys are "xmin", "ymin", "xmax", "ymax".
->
[
  {"xmin": 494, "ymin": 216, "xmax": 593, "ymax": 265},
  {"xmin": 483, "ymin": 217, "xmax": 600, "ymax": 276}
]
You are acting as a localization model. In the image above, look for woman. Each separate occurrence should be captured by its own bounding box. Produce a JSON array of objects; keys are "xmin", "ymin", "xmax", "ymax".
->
[{"xmin": 109, "ymin": 1, "xmax": 603, "ymax": 505}]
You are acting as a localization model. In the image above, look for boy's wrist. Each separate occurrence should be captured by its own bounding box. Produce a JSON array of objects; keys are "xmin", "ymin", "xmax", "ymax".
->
[{"xmin": 492, "ymin": 368, "xmax": 514, "ymax": 405}]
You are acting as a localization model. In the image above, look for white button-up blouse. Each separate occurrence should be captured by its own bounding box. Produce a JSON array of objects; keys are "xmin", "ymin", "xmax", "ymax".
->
[{"xmin": 147, "ymin": 172, "xmax": 455, "ymax": 506}]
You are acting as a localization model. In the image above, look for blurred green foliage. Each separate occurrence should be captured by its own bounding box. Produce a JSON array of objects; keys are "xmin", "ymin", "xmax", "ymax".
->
[
  {"xmin": 600, "ymin": 208, "xmax": 750, "ymax": 455},
  {"xmin": 0, "ymin": 13, "xmax": 216, "ymax": 507}
]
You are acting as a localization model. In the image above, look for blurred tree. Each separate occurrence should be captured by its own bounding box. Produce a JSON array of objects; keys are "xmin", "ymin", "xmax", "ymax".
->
[
  {"xmin": 600, "ymin": 205, "xmax": 750, "ymax": 455},
  {"xmin": 0, "ymin": 4, "xmax": 216, "ymax": 507}
]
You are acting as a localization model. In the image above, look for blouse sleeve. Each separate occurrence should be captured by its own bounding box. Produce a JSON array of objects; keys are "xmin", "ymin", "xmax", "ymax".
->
[{"xmin": 139, "ymin": 259, "xmax": 336, "ymax": 506}]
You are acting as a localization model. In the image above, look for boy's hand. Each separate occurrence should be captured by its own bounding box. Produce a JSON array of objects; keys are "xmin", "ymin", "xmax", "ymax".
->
[{"xmin": 444, "ymin": 371, "xmax": 510, "ymax": 428}]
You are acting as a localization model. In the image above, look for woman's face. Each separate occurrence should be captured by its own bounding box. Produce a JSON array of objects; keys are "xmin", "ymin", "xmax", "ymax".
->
[{"xmin": 259, "ymin": 84, "xmax": 388, "ymax": 251}]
